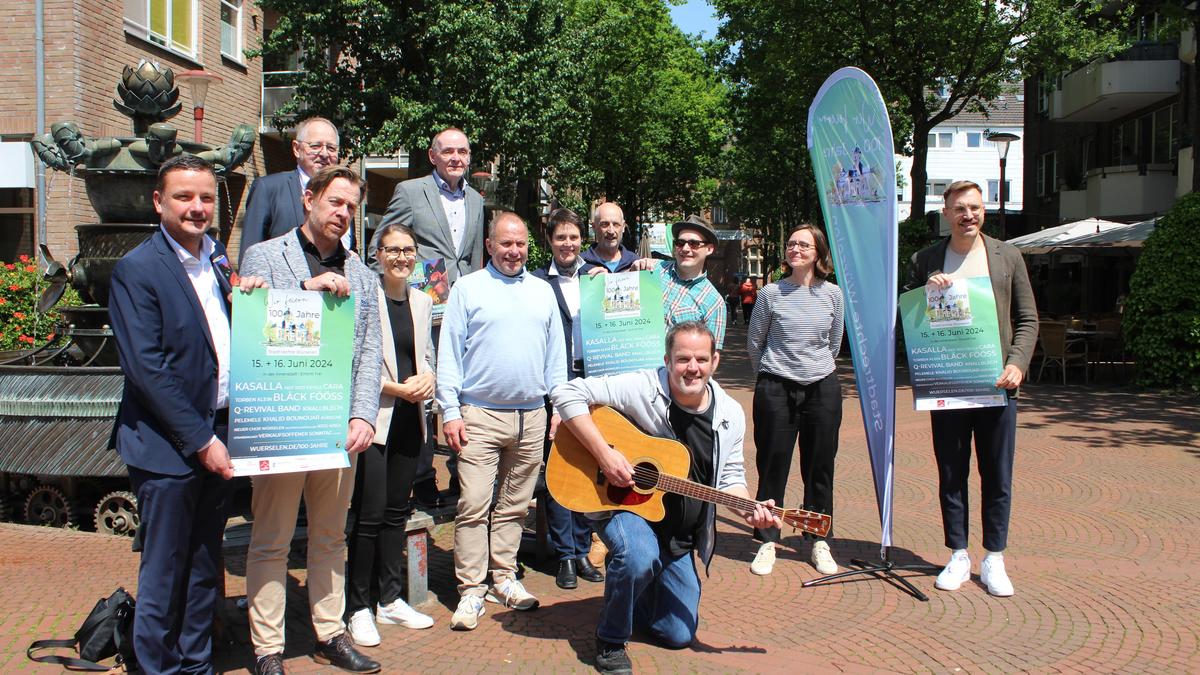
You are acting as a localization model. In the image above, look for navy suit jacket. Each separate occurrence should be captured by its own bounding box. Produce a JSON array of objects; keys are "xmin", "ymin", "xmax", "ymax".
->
[
  {"xmin": 109, "ymin": 230, "xmax": 232, "ymax": 476},
  {"xmin": 532, "ymin": 261, "xmax": 597, "ymax": 375},
  {"xmin": 238, "ymin": 170, "xmax": 305, "ymax": 264}
]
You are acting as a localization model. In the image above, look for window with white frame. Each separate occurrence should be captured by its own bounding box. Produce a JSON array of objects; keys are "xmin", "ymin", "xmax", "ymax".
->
[
  {"xmin": 221, "ymin": 0, "xmax": 243, "ymax": 62},
  {"xmin": 926, "ymin": 179, "xmax": 952, "ymax": 198},
  {"xmin": 986, "ymin": 179, "xmax": 1012, "ymax": 204},
  {"xmin": 710, "ymin": 204, "xmax": 727, "ymax": 225},
  {"xmin": 1037, "ymin": 152, "xmax": 1056, "ymax": 197},
  {"xmin": 966, "ymin": 132, "xmax": 983, "ymax": 148},
  {"xmin": 927, "ymin": 132, "xmax": 953, "ymax": 149},
  {"xmin": 742, "ymin": 244, "xmax": 762, "ymax": 278},
  {"xmin": 124, "ymin": 0, "xmax": 198, "ymax": 58}
]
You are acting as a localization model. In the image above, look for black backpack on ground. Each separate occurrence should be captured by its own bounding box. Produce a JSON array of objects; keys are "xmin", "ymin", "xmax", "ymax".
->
[{"xmin": 27, "ymin": 587, "xmax": 137, "ymax": 672}]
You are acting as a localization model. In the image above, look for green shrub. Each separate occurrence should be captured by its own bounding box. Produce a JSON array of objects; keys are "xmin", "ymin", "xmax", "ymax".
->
[{"xmin": 1124, "ymin": 194, "xmax": 1200, "ymax": 391}]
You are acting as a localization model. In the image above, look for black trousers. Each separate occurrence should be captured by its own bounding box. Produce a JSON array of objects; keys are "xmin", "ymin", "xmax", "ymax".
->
[
  {"xmin": 930, "ymin": 396, "xmax": 1017, "ymax": 552},
  {"xmin": 752, "ymin": 371, "xmax": 842, "ymax": 542},
  {"xmin": 345, "ymin": 420, "xmax": 421, "ymax": 613}
]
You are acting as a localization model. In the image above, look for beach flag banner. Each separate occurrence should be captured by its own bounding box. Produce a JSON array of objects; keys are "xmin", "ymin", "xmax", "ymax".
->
[{"xmin": 807, "ymin": 67, "xmax": 899, "ymax": 551}]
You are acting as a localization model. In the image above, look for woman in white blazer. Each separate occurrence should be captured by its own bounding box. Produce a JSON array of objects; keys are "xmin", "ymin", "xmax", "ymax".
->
[{"xmin": 344, "ymin": 223, "xmax": 437, "ymax": 646}]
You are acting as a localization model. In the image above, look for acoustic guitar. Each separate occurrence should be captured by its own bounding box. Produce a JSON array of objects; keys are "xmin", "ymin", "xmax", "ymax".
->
[{"xmin": 547, "ymin": 405, "xmax": 831, "ymax": 537}]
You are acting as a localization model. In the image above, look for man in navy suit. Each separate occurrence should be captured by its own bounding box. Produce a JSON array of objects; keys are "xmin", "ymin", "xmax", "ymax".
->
[
  {"xmin": 109, "ymin": 155, "xmax": 266, "ymax": 674},
  {"xmin": 238, "ymin": 117, "xmax": 346, "ymax": 263}
]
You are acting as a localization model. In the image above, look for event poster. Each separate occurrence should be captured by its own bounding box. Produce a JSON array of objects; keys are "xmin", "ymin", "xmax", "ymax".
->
[
  {"xmin": 578, "ymin": 270, "xmax": 666, "ymax": 376},
  {"xmin": 227, "ymin": 288, "xmax": 355, "ymax": 476},
  {"xmin": 408, "ymin": 257, "xmax": 450, "ymax": 320},
  {"xmin": 899, "ymin": 276, "xmax": 1007, "ymax": 410}
]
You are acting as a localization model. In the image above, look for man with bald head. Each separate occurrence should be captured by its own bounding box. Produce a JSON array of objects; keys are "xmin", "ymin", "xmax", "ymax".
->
[
  {"xmin": 436, "ymin": 211, "xmax": 566, "ymax": 631},
  {"xmin": 380, "ymin": 127, "xmax": 486, "ymax": 283},
  {"xmin": 581, "ymin": 201, "xmax": 640, "ymax": 272},
  {"xmin": 240, "ymin": 117, "xmax": 348, "ymax": 263}
]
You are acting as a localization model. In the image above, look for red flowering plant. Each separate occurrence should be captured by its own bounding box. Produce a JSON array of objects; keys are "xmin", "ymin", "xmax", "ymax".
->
[{"xmin": 0, "ymin": 254, "xmax": 81, "ymax": 351}]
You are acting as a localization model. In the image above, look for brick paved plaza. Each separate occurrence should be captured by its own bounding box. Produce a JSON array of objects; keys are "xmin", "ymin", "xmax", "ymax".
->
[{"xmin": 1, "ymin": 325, "xmax": 1197, "ymax": 673}]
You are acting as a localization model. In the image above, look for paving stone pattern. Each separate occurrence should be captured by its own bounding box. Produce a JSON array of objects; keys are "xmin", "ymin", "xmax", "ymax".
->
[{"xmin": 1, "ymin": 325, "xmax": 1197, "ymax": 673}]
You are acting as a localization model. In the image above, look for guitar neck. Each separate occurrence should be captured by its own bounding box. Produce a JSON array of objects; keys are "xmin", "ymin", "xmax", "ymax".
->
[{"xmin": 653, "ymin": 473, "xmax": 784, "ymax": 518}]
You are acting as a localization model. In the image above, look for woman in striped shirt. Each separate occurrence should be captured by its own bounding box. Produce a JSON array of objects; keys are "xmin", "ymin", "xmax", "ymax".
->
[{"xmin": 746, "ymin": 224, "xmax": 844, "ymax": 576}]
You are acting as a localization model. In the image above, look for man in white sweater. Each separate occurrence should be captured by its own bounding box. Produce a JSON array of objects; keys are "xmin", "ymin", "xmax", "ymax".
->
[{"xmin": 436, "ymin": 211, "xmax": 567, "ymax": 630}]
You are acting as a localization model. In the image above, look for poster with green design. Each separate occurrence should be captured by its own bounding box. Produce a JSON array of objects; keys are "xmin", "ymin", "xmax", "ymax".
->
[
  {"xmin": 899, "ymin": 276, "xmax": 1007, "ymax": 410},
  {"xmin": 228, "ymin": 288, "xmax": 355, "ymax": 476},
  {"xmin": 579, "ymin": 270, "xmax": 666, "ymax": 376}
]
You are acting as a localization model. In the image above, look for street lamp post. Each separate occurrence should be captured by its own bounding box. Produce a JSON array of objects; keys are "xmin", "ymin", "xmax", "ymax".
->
[
  {"xmin": 176, "ymin": 70, "xmax": 224, "ymax": 144},
  {"xmin": 987, "ymin": 132, "xmax": 1020, "ymax": 239}
]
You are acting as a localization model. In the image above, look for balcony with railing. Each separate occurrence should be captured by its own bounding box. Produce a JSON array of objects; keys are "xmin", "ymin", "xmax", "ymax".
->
[
  {"xmin": 260, "ymin": 70, "xmax": 305, "ymax": 133},
  {"xmin": 1059, "ymin": 163, "xmax": 1176, "ymax": 220},
  {"xmin": 1049, "ymin": 42, "xmax": 1180, "ymax": 123}
]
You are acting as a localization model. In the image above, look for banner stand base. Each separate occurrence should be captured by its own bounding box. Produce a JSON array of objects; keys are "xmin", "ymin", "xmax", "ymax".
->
[{"xmin": 802, "ymin": 546, "xmax": 941, "ymax": 601}]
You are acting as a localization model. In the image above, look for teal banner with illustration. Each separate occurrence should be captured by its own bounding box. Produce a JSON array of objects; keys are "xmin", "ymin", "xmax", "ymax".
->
[
  {"xmin": 899, "ymin": 276, "xmax": 1006, "ymax": 410},
  {"xmin": 227, "ymin": 288, "xmax": 355, "ymax": 476},
  {"xmin": 579, "ymin": 270, "xmax": 666, "ymax": 376},
  {"xmin": 808, "ymin": 67, "xmax": 898, "ymax": 550}
]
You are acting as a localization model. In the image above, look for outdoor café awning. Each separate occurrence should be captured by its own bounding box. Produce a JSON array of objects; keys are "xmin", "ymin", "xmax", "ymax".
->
[
  {"xmin": 1068, "ymin": 219, "xmax": 1157, "ymax": 248},
  {"xmin": 1006, "ymin": 218, "xmax": 1127, "ymax": 253}
]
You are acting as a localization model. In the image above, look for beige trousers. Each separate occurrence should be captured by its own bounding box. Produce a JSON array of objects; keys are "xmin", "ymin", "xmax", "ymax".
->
[
  {"xmin": 245, "ymin": 456, "xmax": 356, "ymax": 656},
  {"xmin": 454, "ymin": 405, "xmax": 546, "ymax": 597}
]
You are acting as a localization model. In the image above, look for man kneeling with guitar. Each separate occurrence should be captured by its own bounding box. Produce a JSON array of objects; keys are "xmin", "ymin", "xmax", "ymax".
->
[{"xmin": 550, "ymin": 320, "xmax": 782, "ymax": 674}]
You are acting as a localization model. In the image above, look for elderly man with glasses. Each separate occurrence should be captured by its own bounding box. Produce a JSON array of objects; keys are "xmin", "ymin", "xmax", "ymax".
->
[{"xmin": 239, "ymin": 117, "xmax": 350, "ymax": 263}]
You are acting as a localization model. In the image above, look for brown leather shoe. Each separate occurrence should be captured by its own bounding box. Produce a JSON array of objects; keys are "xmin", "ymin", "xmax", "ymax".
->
[
  {"xmin": 587, "ymin": 533, "xmax": 608, "ymax": 570},
  {"xmin": 313, "ymin": 632, "xmax": 381, "ymax": 673}
]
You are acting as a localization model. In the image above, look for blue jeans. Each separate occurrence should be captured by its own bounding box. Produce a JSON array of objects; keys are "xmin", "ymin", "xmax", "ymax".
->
[
  {"xmin": 595, "ymin": 512, "xmax": 700, "ymax": 648},
  {"xmin": 546, "ymin": 496, "xmax": 593, "ymax": 560}
]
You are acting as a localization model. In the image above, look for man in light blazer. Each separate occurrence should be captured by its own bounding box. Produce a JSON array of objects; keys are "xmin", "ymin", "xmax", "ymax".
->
[
  {"xmin": 239, "ymin": 166, "xmax": 383, "ymax": 675},
  {"xmin": 908, "ymin": 179, "xmax": 1038, "ymax": 599},
  {"xmin": 379, "ymin": 127, "xmax": 485, "ymax": 284},
  {"xmin": 238, "ymin": 117, "xmax": 345, "ymax": 264}
]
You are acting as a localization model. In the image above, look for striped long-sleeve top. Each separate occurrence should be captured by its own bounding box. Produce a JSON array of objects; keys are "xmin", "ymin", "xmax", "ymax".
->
[{"xmin": 746, "ymin": 278, "xmax": 844, "ymax": 384}]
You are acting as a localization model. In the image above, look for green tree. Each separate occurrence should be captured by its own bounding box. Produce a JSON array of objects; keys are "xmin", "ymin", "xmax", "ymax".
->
[
  {"xmin": 1124, "ymin": 193, "xmax": 1200, "ymax": 391},
  {"xmin": 715, "ymin": 0, "xmax": 1127, "ymax": 222},
  {"xmin": 565, "ymin": 0, "xmax": 730, "ymax": 233},
  {"xmin": 256, "ymin": 0, "xmax": 591, "ymax": 212}
]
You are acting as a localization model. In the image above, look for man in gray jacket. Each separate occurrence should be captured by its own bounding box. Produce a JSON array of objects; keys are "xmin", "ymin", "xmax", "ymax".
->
[
  {"xmin": 240, "ymin": 166, "xmax": 383, "ymax": 675},
  {"xmin": 552, "ymin": 321, "xmax": 779, "ymax": 674}
]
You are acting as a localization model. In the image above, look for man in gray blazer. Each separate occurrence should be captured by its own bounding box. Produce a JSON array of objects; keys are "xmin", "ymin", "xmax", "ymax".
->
[
  {"xmin": 238, "ymin": 117, "xmax": 346, "ymax": 264},
  {"xmin": 240, "ymin": 165, "xmax": 383, "ymax": 675},
  {"xmin": 908, "ymin": 179, "xmax": 1038, "ymax": 600},
  {"xmin": 379, "ymin": 127, "xmax": 485, "ymax": 284}
]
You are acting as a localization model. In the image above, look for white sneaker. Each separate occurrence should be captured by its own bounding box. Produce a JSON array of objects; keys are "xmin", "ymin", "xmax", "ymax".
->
[
  {"xmin": 811, "ymin": 540, "xmax": 838, "ymax": 575},
  {"xmin": 485, "ymin": 578, "xmax": 540, "ymax": 611},
  {"xmin": 346, "ymin": 608, "xmax": 380, "ymax": 647},
  {"xmin": 377, "ymin": 597, "xmax": 434, "ymax": 629},
  {"xmin": 935, "ymin": 550, "xmax": 971, "ymax": 591},
  {"xmin": 980, "ymin": 554, "xmax": 1014, "ymax": 597},
  {"xmin": 450, "ymin": 595, "xmax": 485, "ymax": 631},
  {"xmin": 750, "ymin": 542, "xmax": 776, "ymax": 576}
]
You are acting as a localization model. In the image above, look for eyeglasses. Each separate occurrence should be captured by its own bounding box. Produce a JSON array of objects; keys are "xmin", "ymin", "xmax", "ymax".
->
[
  {"xmin": 674, "ymin": 238, "xmax": 708, "ymax": 250},
  {"xmin": 381, "ymin": 245, "xmax": 417, "ymax": 259},
  {"xmin": 785, "ymin": 241, "xmax": 815, "ymax": 251},
  {"xmin": 302, "ymin": 141, "xmax": 339, "ymax": 155}
]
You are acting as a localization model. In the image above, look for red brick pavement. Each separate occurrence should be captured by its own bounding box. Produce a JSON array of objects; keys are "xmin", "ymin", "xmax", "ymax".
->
[{"xmin": 2, "ymin": 324, "xmax": 1198, "ymax": 673}]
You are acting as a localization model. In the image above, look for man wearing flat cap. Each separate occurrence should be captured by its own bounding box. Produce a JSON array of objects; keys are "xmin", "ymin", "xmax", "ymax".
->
[{"xmin": 643, "ymin": 215, "xmax": 727, "ymax": 349}]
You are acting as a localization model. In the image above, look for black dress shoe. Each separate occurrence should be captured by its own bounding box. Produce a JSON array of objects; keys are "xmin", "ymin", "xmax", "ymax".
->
[
  {"xmin": 556, "ymin": 558, "xmax": 579, "ymax": 589},
  {"xmin": 255, "ymin": 653, "xmax": 285, "ymax": 675},
  {"xmin": 313, "ymin": 632, "xmax": 381, "ymax": 673},
  {"xmin": 577, "ymin": 556, "xmax": 605, "ymax": 583}
]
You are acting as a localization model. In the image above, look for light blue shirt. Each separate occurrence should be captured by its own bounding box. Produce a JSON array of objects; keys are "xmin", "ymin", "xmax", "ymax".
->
[{"xmin": 436, "ymin": 262, "xmax": 567, "ymax": 421}]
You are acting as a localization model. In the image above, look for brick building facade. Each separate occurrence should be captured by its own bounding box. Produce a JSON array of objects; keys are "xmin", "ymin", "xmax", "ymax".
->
[{"xmin": 0, "ymin": 0, "xmax": 266, "ymax": 261}]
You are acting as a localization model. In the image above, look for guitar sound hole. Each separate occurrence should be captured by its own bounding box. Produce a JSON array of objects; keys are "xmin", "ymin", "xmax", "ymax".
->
[{"xmin": 632, "ymin": 462, "xmax": 659, "ymax": 490}]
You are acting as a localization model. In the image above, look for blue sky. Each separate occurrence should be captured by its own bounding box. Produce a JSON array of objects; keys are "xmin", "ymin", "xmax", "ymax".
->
[{"xmin": 669, "ymin": 0, "xmax": 720, "ymax": 39}]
